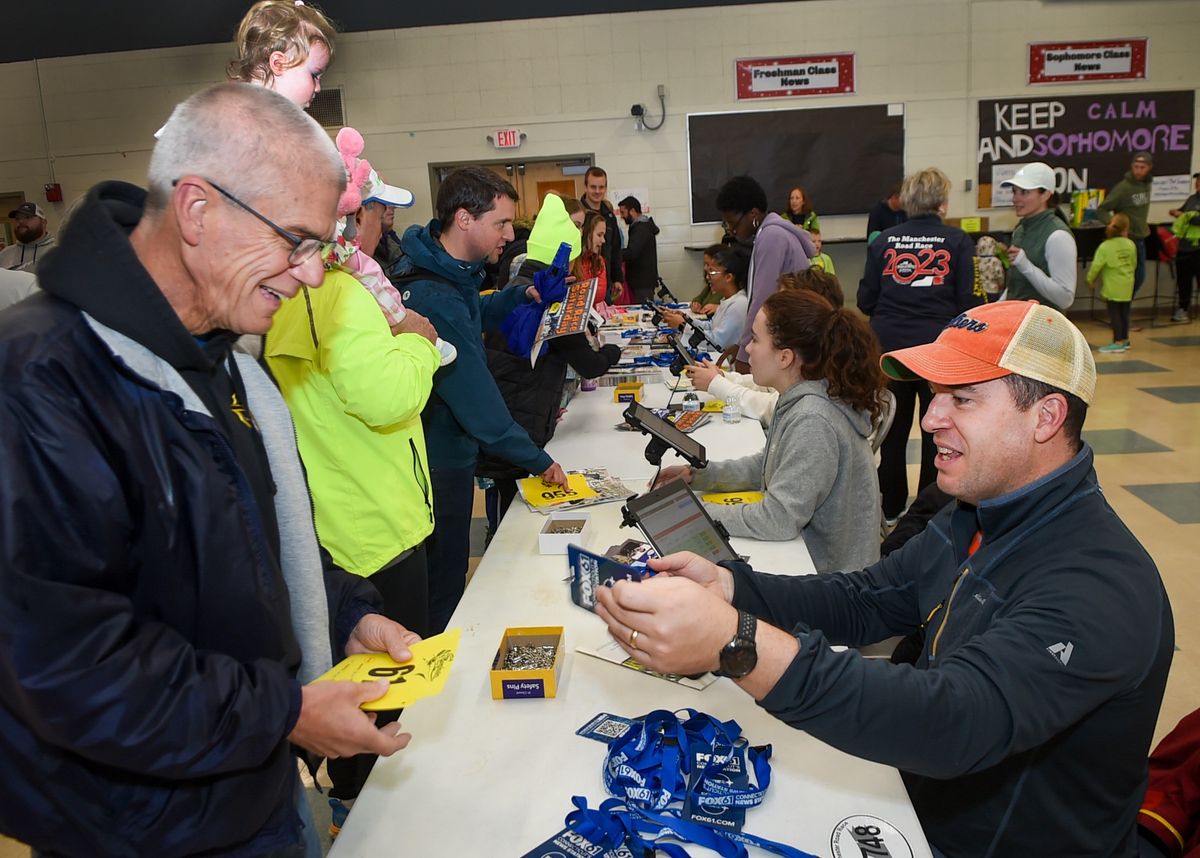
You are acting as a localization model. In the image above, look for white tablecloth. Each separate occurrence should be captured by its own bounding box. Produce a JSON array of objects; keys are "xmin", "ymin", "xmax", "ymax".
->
[{"xmin": 329, "ymin": 378, "xmax": 931, "ymax": 858}]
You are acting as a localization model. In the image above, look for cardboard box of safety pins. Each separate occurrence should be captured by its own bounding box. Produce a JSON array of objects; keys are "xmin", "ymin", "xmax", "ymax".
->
[
  {"xmin": 490, "ymin": 626, "xmax": 565, "ymax": 700},
  {"xmin": 538, "ymin": 512, "xmax": 591, "ymax": 555},
  {"xmin": 613, "ymin": 381, "xmax": 644, "ymax": 403}
]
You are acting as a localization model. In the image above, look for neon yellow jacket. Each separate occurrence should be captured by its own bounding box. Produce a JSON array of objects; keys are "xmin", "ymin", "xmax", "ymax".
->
[
  {"xmin": 265, "ymin": 270, "xmax": 441, "ymax": 575},
  {"xmin": 1087, "ymin": 236, "xmax": 1136, "ymax": 303}
]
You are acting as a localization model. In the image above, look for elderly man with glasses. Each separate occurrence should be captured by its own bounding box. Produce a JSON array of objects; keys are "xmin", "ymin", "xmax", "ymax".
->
[{"xmin": 0, "ymin": 83, "xmax": 422, "ymax": 858}]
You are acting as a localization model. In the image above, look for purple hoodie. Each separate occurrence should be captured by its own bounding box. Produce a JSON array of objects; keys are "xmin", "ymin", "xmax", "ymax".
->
[{"xmin": 736, "ymin": 213, "xmax": 816, "ymax": 362}]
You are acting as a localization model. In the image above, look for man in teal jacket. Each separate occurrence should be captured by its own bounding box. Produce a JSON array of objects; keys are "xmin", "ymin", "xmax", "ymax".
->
[{"xmin": 397, "ymin": 167, "xmax": 567, "ymax": 632}]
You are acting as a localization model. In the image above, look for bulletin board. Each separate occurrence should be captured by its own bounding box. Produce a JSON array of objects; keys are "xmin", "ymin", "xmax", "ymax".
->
[
  {"xmin": 976, "ymin": 89, "xmax": 1195, "ymax": 207},
  {"xmin": 687, "ymin": 104, "xmax": 905, "ymax": 223}
]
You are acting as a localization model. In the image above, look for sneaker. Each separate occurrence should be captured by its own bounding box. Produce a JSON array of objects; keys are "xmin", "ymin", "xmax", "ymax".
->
[
  {"xmin": 1098, "ymin": 342, "xmax": 1128, "ymax": 353},
  {"xmin": 1172, "ymin": 308, "xmax": 1191, "ymax": 323},
  {"xmin": 329, "ymin": 798, "xmax": 351, "ymax": 839}
]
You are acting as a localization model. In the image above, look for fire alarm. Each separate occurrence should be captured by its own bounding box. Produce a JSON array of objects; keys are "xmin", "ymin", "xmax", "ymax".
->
[{"xmin": 44, "ymin": 183, "xmax": 63, "ymax": 203}]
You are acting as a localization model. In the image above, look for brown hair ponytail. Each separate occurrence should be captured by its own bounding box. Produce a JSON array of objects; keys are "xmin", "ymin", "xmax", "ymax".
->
[{"xmin": 762, "ymin": 290, "xmax": 887, "ymax": 422}]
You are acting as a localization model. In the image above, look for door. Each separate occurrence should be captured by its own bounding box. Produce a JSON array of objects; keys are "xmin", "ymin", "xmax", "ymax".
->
[{"xmin": 430, "ymin": 157, "xmax": 592, "ymax": 222}]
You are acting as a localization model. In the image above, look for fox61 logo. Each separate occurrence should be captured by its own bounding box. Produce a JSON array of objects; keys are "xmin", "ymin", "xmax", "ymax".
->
[{"xmin": 830, "ymin": 815, "xmax": 913, "ymax": 858}]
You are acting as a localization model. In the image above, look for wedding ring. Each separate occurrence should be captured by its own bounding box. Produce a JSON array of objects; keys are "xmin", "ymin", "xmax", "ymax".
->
[{"xmin": 628, "ymin": 629, "xmax": 640, "ymax": 648}]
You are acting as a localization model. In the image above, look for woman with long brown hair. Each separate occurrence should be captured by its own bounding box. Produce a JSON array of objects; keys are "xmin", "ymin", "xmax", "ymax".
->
[
  {"xmin": 654, "ymin": 289, "xmax": 886, "ymax": 570},
  {"xmin": 574, "ymin": 209, "xmax": 610, "ymax": 307}
]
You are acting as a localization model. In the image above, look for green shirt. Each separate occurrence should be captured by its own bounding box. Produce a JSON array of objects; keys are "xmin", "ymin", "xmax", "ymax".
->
[
  {"xmin": 1098, "ymin": 172, "xmax": 1152, "ymax": 239},
  {"xmin": 1087, "ymin": 236, "xmax": 1136, "ymax": 302}
]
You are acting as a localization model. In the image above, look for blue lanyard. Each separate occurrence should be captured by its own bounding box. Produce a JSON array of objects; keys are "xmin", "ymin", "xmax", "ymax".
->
[
  {"xmin": 594, "ymin": 710, "xmax": 817, "ymax": 858},
  {"xmin": 606, "ymin": 709, "xmax": 771, "ymax": 810},
  {"xmin": 632, "ymin": 353, "xmax": 678, "ymax": 367},
  {"xmin": 566, "ymin": 796, "xmax": 818, "ymax": 858}
]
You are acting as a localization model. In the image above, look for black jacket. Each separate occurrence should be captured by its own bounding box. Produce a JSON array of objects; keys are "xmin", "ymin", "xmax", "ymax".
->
[
  {"xmin": 0, "ymin": 182, "xmax": 378, "ymax": 857},
  {"xmin": 729, "ymin": 446, "xmax": 1173, "ymax": 856},
  {"xmin": 581, "ymin": 196, "xmax": 623, "ymax": 286},
  {"xmin": 476, "ymin": 261, "xmax": 620, "ymax": 480},
  {"xmin": 622, "ymin": 216, "xmax": 660, "ymax": 301},
  {"xmin": 857, "ymin": 214, "xmax": 984, "ymax": 352},
  {"xmin": 867, "ymin": 199, "xmax": 907, "ymax": 237}
]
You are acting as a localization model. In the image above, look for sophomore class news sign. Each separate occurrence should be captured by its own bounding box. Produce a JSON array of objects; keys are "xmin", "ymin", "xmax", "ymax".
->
[
  {"xmin": 1028, "ymin": 39, "xmax": 1148, "ymax": 85},
  {"xmin": 976, "ymin": 90, "xmax": 1194, "ymax": 208}
]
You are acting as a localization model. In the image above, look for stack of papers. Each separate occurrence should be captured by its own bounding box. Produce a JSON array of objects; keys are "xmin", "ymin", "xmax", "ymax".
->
[{"xmin": 516, "ymin": 468, "xmax": 635, "ymax": 514}]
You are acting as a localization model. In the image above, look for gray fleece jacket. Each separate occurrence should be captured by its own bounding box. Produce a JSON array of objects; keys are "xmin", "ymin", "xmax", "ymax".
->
[{"xmin": 692, "ymin": 379, "xmax": 881, "ymax": 572}]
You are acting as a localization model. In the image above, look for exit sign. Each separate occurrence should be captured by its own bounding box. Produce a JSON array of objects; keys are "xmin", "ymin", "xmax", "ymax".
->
[{"xmin": 494, "ymin": 128, "xmax": 523, "ymax": 149}]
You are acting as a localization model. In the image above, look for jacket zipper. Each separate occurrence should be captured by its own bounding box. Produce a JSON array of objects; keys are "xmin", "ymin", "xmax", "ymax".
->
[
  {"xmin": 410, "ymin": 439, "xmax": 433, "ymax": 523},
  {"xmin": 930, "ymin": 566, "xmax": 970, "ymax": 659}
]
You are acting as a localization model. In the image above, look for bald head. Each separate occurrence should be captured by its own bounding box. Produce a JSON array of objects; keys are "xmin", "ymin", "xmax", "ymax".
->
[{"xmin": 147, "ymin": 82, "xmax": 343, "ymax": 212}]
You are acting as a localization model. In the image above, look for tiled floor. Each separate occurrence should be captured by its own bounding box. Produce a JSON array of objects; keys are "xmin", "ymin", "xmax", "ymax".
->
[
  {"xmin": 1093, "ymin": 358, "xmax": 1169, "ymax": 375},
  {"xmin": 3, "ymin": 315, "xmax": 1197, "ymax": 858},
  {"xmin": 1083, "ymin": 428, "xmax": 1173, "ymax": 455},
  {"xmin": 1150, "ymin": 335, "xmax": 1200, "ymax": 348},
  {"xmin": 1142, "ymin": 385, "xmax": 1200, "ymax": 404}
]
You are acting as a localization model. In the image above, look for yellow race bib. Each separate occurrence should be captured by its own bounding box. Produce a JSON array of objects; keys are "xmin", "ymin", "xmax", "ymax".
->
[
  {"xmin": 311, "ymin": 628, "xmax": 462, "ymax": 711},
  {"xmin": 701, "ymin": 491, "xmax": 765, "ymax": 506}
]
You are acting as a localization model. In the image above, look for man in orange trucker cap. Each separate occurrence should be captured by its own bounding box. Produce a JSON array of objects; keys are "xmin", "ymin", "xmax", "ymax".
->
[{"xmin": 595, "ymin": 299, "xmax": 1173, "ymax": 856}]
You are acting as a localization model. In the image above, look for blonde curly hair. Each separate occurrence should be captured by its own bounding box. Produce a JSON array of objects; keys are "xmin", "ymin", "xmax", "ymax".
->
[{"xmin": 227, "ymin": 1, "xmax": 337, "ymax": 85}]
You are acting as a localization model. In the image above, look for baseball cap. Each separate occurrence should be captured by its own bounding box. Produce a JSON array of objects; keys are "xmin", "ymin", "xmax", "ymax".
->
[
  {"xmin": 1001, "ymin": 162, "xmax": 1056, "ymax": 192},
  {"xmin": 8, "ymin": 202, "xmax": 45, "ymax": 219},
  {"xmin": 362, "ymin": 167, "xmax": 414, "ymax": 209},
  {"xmin": 1132, "ymin": 151, "xmax": 1153, "ymax": 167},
  {"xmin": 881, "ymin": 300, "xmax": 1096, "ymax": 405}
]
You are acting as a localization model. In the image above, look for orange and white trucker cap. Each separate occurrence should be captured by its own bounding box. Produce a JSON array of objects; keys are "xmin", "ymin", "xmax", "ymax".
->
[{"xmin": 881, "ymin": 300, "xmax": 1096, "ymax": 405}]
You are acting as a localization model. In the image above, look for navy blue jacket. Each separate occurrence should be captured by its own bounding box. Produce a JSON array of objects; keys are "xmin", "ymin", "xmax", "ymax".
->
[
  {"xmin": 396, "ymin": 222, "xmax": 552, "ymax": 474},
  {"xmin": 0, "ymin": 182, "xmax": 378, "ymax": 857},
  {"xmin": 858, "ymin": 214, "xmax": 984, "ymax": 352},
  {"xmin": 729, "ymin": 446, "xmax": 1173, "ymax": 856},
  {"xmin": 866, "ymin": 199, "xmax": 907, "ymax": 238}
]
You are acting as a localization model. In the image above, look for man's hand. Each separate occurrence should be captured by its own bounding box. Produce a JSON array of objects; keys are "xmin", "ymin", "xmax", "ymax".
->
[
  {"xmin": 595, "ymin": 576, "xmax": 738, "ymax": 675},
  {"xmin": 684, "ymin": 360, "xmax": 722, "ymax": 392},
  {"xmin": 346, "ymin": 613, "xmax": 422, "ymax": 661},
  {"xmin": 288, "ymin": 680, "xmax": 411, "ymax": 759},
  {"xmin": 391, "ymin": 309, "xmax": 437, "ymax": 344},
  {"xmin": 651, "ymin": 464, "xmax": 692, "ymax": 489},
  {"xmin": 661, "ymin": 308, "xmax": 686, "ymax": 330},
  {"xmin": 647, "ymin": 551, "xmax": 735, "ymax": 603},
  {"xmin": 525, "ymin": 284, "xmax": 542, "ymax": 302},
  {"xmin": 541, "ymin": 462, "xmax": 568, "ymax": 488}
]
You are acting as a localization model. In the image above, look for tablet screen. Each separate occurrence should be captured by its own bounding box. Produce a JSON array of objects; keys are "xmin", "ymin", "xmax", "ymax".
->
[
  {"xmin": 624, "ymin": 402, "xmax": 705, "ymax": 465},
  {"xmin": 670, "ymin": 335, "xmax": 696, "ymax": 366},
  {"xmin": 626, "ymin": 479, "xmax": 737, "ymax": 564}
]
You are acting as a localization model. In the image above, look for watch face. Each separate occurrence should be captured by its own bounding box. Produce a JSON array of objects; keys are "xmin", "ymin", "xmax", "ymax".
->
[{"xmin": 719, "ymin": 640, "xmax": 757, "ymax": 678}]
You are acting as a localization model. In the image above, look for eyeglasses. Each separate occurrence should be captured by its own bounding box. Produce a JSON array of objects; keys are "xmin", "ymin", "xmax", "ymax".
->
[
  {"xmin": 722, "ymin": 211, "xmax": 750, "ymax": 236},
  {"xmin": 174, "ymin": 178, "xmax": 329, "ymax": 267},
  {"xmin": 704, "ymin": 268, "xmax": 727, "ymax": 278}
]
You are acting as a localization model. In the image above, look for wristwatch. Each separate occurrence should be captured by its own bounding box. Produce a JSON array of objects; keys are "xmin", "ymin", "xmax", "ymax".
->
[{"xmin": 715, "ymin": 610, "xmax": 758, "ymax": 679}]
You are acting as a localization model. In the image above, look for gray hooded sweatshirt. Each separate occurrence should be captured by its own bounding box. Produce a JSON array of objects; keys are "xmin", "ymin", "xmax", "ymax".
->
[{"xmin": 692, "ymin": 379, "xmax": 881, "ymax": 572}]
